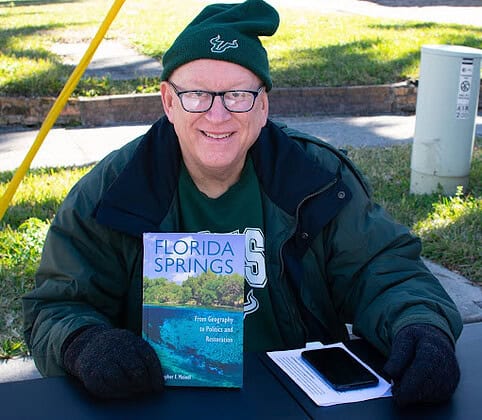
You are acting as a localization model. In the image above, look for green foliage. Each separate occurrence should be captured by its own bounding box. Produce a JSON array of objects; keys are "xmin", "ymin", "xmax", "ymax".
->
[
  {"xmin": 413, "ymin": 187, "xmax": 481, "ymax": 280},
  {"xmin": 0, "ymin": 217, "xmax": 48, "ymax": 275},
  {"xmin": 0, "ymin": 338, "xmax": 28, "ymax": 360},
  {"xmin": 0, "ymin": 217, "xmax": 48, "ymax": 351},
  {"xmin": 0, "ymin": 166, "xmax": 89, "ymax": 352},
  {"xmin": 144, "ymin": 271, "xmax": 244, "ymax": 308},
  {"xmin": 74, "ymin": 76, "xmax": 162, "ymax": 97},
  {"xmin": 0, "ymin": 165, "xmax": 92, "ymax": 228}
]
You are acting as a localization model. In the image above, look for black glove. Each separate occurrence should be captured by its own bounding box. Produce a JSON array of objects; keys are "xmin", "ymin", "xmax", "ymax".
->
[
  {"xmin": 383, "ymin": 323, "xmax": 460, "ymax": 407},
  {"xmin": 62, "ymin": 325, "xmax": 164, "ymax": 399}
]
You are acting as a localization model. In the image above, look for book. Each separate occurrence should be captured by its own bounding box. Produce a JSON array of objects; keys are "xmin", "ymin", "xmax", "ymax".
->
[{"xmin": 142, "ymin": 232, "xmax": 245, "ymax": 388}]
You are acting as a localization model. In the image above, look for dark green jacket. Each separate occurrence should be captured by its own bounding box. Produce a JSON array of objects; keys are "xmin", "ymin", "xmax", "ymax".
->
[{"xmin": 23, "ymin": 117, "xmax": 462, "ymax": 376}]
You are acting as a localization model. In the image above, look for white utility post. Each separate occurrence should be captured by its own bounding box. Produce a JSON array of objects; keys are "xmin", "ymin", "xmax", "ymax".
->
[{"xmin": 410, "ymin": 45, "xmax": 482, "ymax": 195}]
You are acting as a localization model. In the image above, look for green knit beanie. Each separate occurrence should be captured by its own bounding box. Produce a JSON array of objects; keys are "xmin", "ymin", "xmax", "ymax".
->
[{"xmin": 161, "ymin": 0, "xmax": 280, "ymax": 91}]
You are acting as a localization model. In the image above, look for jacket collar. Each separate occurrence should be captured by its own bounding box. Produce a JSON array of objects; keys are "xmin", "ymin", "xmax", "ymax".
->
[
  {"xmin": 251, "ymin": 120, "xmax": 350, "ymax": 234},
  {"xmin": 94, "ymin": 117, "xmax": 181, "ymax": 235},
  {"xmin": 94, "ymin": 117, "xmax": 351, "ymax": 238}
]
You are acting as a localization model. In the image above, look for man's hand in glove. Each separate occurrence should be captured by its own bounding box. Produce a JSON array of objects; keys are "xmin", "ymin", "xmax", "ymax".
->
[
  {"xmin": 62, "ymin": 325, "xmax": 164, "ymax": 399},
  {"xmin": 384, "ymin": 323, "xmax": 460, "ymax": 407}
]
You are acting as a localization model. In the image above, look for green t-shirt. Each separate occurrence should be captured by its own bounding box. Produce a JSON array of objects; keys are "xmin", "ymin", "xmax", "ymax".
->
[{"xmin": 178, "ymin": 157, "xmax": 284, "ymax": 352}]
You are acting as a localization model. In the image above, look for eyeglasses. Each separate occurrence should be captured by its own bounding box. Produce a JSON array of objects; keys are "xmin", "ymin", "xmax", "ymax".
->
[{"xmin": 167, "ymin": 81, "xmax": 264, "ymax": 113}]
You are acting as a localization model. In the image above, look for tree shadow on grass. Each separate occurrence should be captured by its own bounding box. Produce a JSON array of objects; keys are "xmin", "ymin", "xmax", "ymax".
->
[
  {"xmin": 369, "ymin": 21, "xmax": 482, "ymax": 36},
  {"xmin": 0, "ymin": 164, "xmax": 93, "ymax": 228},
  {"xmin": 270, "ymin": 22, "xmax": 482, "ymax": 88},
  {"xmin": 0, "ymin": 0, "xmax": 82, "ymax": 7},
  {"xmin": 1, "ymin": 198, "xmax": 60, "ymax": 227},
  {"xmin": 1, "ymin": 24, "xmax": 64, "ymax": 59},
  {"xmin": 418, "ymin": 209, "xmax": 482, "ymax": 282},
  {"xmin": 270, "ymin": 40, "xmax": 421, "ymax": 87},
  {"xmin": 0, "ymin": 21, "xmax": 100, "ymax": 95}
]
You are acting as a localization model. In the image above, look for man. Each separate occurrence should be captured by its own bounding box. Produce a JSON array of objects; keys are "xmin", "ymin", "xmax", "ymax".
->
[{"xmin": 23, "ymin": 0, "xmax": 462, "ymax": 406}]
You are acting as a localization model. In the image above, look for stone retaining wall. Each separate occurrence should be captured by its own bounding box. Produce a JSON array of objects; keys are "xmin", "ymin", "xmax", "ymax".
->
[{"xmin": 1, "ymin": 81, "xmax": 481, "ymax": 127}]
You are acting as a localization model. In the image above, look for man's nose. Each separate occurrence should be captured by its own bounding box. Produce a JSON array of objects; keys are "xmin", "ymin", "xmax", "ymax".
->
[{"xmin": 205, "ymin": 95, "xmax": 231, "ymax": 122}]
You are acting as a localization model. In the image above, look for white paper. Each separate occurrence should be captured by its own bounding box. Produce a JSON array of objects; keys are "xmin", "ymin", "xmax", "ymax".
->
[{"xmin": 267, "ymin": 342, "xmax": 392, "ymax": 407}]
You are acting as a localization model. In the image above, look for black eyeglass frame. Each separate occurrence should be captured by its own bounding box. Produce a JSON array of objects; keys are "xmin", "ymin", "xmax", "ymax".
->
[{"xmin": 167, "ymin": 81, "xmax": 264, "ymax": 113}]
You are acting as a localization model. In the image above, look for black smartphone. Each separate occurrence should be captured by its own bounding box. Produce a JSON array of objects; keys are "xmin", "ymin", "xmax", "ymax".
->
[{"xmin": 301, "ymin": 347, "xmax": 379, "ymax": 391}]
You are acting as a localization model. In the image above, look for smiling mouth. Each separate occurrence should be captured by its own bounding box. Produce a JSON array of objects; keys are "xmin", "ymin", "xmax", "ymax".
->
[{"xmin": 202, "ymin": 131, "xmax": 233, "ymax": 139}]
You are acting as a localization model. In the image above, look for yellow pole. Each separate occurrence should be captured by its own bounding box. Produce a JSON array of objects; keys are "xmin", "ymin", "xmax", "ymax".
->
[{"xmin": 0, "ymin": 0, "xmax": 126, "ymax": 221}]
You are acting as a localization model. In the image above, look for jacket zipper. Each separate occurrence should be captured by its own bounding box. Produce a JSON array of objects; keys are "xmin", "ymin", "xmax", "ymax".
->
[{"xmin": 277, "ymin": 177, "xmax": 339, "ymax": 337}]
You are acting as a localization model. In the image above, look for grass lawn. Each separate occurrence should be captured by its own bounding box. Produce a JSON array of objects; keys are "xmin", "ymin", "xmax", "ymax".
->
[{"xmin": 0, "ymin": 0, "xmax": 481, "ymax": 96}]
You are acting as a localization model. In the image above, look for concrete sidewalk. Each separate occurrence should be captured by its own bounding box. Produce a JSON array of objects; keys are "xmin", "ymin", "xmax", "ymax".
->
[{"xmin": 2, "ymin": 114, "xmax": 481, "ymax": 171}]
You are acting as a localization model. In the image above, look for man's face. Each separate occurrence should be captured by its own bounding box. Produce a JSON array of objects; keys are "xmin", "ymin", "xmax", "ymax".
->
[{"xmin": 161, "ymin": 59, "xmax": 268, "ymax": 185}]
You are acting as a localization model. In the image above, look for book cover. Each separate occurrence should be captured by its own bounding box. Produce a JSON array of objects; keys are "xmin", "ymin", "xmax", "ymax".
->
[{"xmin": 142, "ymin": 232, "xmax": 245, "ymax": 388}]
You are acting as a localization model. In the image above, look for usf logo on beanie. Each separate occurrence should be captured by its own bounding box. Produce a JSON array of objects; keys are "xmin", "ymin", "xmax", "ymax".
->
[
  {"xmin": 161, "ymin": 0, "xmax": 280, "ymax": 91},
  {"xmin": 210, "ymin": 35, "xmax": 239, "ymax": 53}
]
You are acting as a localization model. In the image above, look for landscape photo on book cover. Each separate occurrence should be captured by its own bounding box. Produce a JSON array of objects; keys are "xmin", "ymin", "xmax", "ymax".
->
[{"xmin": 142, "ymin": 232, "xmax": 245, "ymax": 388}]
